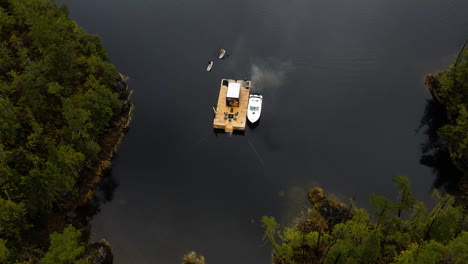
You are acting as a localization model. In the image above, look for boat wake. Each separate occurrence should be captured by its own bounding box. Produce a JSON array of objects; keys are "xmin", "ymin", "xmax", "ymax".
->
[{"xmin": 247, "ymin": 137, "xmax": 265, "ymax": 167}]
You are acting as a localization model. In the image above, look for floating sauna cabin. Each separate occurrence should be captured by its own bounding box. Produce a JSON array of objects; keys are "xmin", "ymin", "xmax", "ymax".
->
[{"xmin": 213, "ymin": 79, "xmax": 251, "ymax": 133}]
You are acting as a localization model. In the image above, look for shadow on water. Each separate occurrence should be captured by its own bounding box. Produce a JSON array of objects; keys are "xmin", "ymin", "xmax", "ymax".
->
[
  {"xmin": 418, "ymin": 99, "xmax": 463, "ymax": 193},
  {"xmin": 76, "ymin": 168, "xmax": 119, "ymax": 238},
  {"xmin": 212, "ymin": 128, "xmax": 246, "ymax": 136},
  {"xmin": 247, "ymin": 119, "xmax": 261, "ymax": 129}
]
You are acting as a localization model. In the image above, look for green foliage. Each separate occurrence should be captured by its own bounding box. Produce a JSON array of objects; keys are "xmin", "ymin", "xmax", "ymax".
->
[
  {"xmin": 304, "ymin": 231, "xmax": 320, "ymax": 249},
  {"xmin": 0, "ymin": 0, "xmax": 123, "ymax": 261},
  {"xmin": 393, "ymin": 175, "xmax": 416, "ymax": 217},
  {"xmin": 433, "ymin": 48, "xmax": 468, "ymax": 163},
  {"xmin": 262, "ymin": 177, "xmax": 468, "ymax": 264},
  {"xmin": 0, "ymin": 239, "xmax": 10, "ymax": 263},
  {"xmin": 0, "ymin": 197, "xmax": 29, "ymax": 240},
  {"xmin": 261, "ymin": 216, "xmax": 280, "ymax": 248},
  {"xmin": 0, "ymin": 97, "xmax": 20, "ymax": 145},
  {"xmin": 325, "ymin": 209, "xmax": 380, "ymax": 264},
  {"xmin": 182, "ymin": 251, "xmax": 205, "ymax": 264},
  {"xmin": 81, "ymin": 75, "xmax": 120, "ymax": 135},
  {"xmin": 277, "ymin": 228, "xmax": 301, "ymax": 264},
  {"xmin": 359, "ymin": 230, "xmax": 381, "ymax": 262},
  {"xmin": 393, "ymin": 233, "xmax": 468, "ymax": 264},
  {"xmin": 394, "ymin": 240, "xmax": 445, "ymax": 264},
  {"xmin": 47, "ymin": 82, "xmax": 64, "ymax": 96},
  {"xmin": 430, "ymin": 203, "xmax": 464, "ymax": 243},
  {"xmin": 438, "ymin": 105, "xmax": 468, "ymax": 159},
  {"xmin": 40, "ymin": 225, "xmax": 88, "ymax": 264},
  {"xmin": 444, "ymin": 231, "xmax": 468, "ymax": 264},
  {"xmin": 0, "ymin": 0, "xmax": 121, "ymax": 209}
]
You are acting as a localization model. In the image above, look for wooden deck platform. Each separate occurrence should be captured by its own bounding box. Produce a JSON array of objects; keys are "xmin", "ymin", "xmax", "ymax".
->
[{"xmin": 213, "ymin": 79, "xmax": 251, "ymax": 133}]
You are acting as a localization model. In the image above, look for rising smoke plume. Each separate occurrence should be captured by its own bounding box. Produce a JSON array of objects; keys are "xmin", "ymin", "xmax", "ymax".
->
[{"xmin": 250, "ymin": 58, "xmax": 293, "ymax": 93}]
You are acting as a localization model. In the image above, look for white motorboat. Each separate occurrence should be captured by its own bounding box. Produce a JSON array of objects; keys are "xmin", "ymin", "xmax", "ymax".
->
[
  {"xmin": 219, "ymin": 49, "xmax": 226, "ymax": 59},
  {"xmin": 247, "ymin": 94, "xmax": 262, "ymax": 123},
  {"xmin": 207, "ymin": 61, "xmax": 213, "ymax": 71}
]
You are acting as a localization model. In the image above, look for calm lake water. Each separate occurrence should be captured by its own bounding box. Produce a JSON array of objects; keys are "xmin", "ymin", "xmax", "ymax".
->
[{"xmin": 64, "ymin": 0, "xmax": 468, "ymax": 263}]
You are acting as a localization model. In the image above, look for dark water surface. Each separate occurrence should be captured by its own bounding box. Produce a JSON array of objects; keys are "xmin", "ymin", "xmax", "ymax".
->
[{"xmin": 64, "ymin": 0, "xmax": 468, "ymax": 263}]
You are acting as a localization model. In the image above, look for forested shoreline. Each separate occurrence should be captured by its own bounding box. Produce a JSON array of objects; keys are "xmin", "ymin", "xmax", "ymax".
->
[
  {"xmin": 182, "ymin": 177, "xmax": 467, "ymax": 264},
  {"xmin": 0, "ymin": 0, "xmax": 132, "ymax": 263},
  {"xmin": 261, "ymin": 177, "xmax": 467, "ymax": 264},
  {"xmin": 423, "ymin": 44, "xmax": 468, "ymax": 207}
]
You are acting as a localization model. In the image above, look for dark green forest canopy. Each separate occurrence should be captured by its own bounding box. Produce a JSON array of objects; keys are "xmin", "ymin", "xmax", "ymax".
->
[{"xmin": 0, "ymin": 0, "xmax": 122, "ymax": 262}]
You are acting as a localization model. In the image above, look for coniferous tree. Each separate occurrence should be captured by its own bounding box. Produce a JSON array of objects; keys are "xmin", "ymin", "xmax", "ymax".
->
[{"xmin": 39, "ymin": 225, "xmax": 88, "ymax": 264}]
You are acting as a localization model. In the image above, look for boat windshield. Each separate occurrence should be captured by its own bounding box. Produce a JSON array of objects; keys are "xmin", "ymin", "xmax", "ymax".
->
[{"xmin": 250, "ymin": 106, "xmax": 259, "ymax": 111}]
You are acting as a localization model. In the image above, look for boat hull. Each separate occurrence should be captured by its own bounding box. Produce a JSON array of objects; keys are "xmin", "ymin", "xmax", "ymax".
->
[{"xmin": 247, "ymin": 95, "xmax": 262, "ymax": 123}]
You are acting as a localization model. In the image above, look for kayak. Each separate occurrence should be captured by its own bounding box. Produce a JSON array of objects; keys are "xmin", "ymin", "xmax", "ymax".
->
[
  {"xmin": 219, "ymin": 49, "xmax": 226, "ymax": 59},
  {"xmin": 207, "ymin": 61, "xmax": 213, "ymax": 71}
]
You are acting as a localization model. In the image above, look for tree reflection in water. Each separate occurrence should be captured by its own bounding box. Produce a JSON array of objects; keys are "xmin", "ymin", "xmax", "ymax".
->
[
  {"xmin": 76, "ymin": 168, "xmax": 119, "ymax": 239},
  {"xmin": 418, "ymin": 99, "xmax": 463, "ymax": 193}
]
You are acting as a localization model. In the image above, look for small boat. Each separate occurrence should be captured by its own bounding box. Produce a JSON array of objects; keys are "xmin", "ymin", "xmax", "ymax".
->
[
  {"xmin": 219, "ymin": 49, "xmax": 226, "ymax": 59},
  {"xmin": 207, "ymin": 61, "xmax": 213, "ymax": 71},
  {"xmin": 247, "ymin": 94, "xmax": 262, "ymax": 123}
]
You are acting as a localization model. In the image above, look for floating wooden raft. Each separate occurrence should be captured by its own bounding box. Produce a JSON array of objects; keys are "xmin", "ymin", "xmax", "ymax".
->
[{"xmin": 213, "ymin": 79, "xmax": 251, "ymax": 133}]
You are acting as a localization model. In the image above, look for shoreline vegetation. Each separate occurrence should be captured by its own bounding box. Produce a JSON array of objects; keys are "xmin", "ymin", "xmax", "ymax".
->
[
  {"xmin": 0, "ymin": 0, "xmax": 132, "ymax": 263},
  {"xmin": 184, "ymin": 177, "xmax": 467, "ymax": 264},
  {"xmin": 422, "ymin": 44, "xmax": 468, "ymax": 208},
  {"xmin": 182, "ymin": 49, "xmax": 468, "ymax": 264},
  {"xmin": 259, "ymin": 177, "xmax": 467, "ymax": 264}
]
